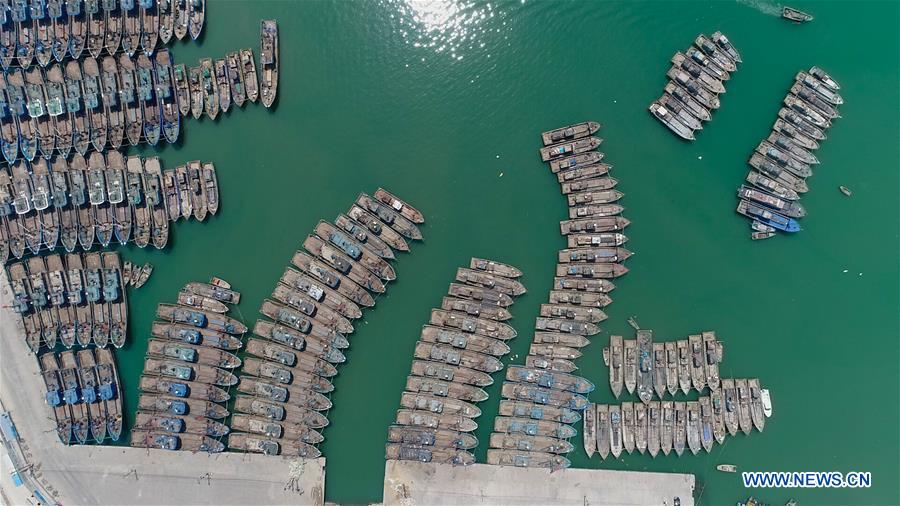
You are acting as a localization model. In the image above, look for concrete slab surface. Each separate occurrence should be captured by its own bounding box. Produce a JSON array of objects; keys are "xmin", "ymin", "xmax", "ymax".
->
[{"xmin": 383, "ymin": 460, "xmax": 695, "ymax": 506}]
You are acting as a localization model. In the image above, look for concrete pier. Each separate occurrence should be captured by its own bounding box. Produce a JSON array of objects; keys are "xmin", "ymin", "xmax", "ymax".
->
[
  {"xmin": 0, "ymin": 274, "xmax": 326, "ymax": 506},
  {"xmin": 383, "ymin": 460, "xmax": 695, "ymax": 506}
]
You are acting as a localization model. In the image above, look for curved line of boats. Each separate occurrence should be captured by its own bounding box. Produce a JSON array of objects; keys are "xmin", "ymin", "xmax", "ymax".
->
[
  {"xmin": 0, "ymin": 153, "xmax": 219, "ymax": 265},
  {"xmin": 649, "ymin": 32, "xmax": 740, "ymax": 141},
  {"xmin": 583, "ymin": 378, "xmax": 771, "ymax": 460},
  {"xmin": 735, "ymin": 66, "xmax": 842, "ymax": 239},
  {"xmin": 38, "ymin": 346, "xmax": 123, "ymax": 444},
  {"xmin": 0, "ymin": 49, "xmax": 183, "ymax": 164},
  {"xmin": 227, "ymin": 189, "xmax": 421, "ymax": 458},
  {"xmin": 604, "ymin": 330, "xmax": 724, "ymax": 403},
  {"xmin": 385, "ymin": 257, "xmax": 525, "ymax": 467},
  {"xmin": 0, "ymin": 0, "xmax": 205, "ymax": 71},
  {"xmin": 9, "ymin": 250, "xmax": 126, "ymax": 352}
]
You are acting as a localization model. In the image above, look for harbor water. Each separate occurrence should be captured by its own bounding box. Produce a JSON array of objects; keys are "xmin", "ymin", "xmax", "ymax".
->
[{"xmin": 114, "ymin": 1, "xmax": 898, "ymax": 504}]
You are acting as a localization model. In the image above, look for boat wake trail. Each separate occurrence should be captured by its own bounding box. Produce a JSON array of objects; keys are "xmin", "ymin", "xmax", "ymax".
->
[{"xmin": 736, "ymin": 0, "xmax": 782, "ymax": 17}]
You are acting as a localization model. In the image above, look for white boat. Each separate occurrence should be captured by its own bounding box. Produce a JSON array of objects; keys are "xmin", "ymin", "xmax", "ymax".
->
[{"xmin": 761, "ymin": 389, "xmax": 773, "ymax": 418}]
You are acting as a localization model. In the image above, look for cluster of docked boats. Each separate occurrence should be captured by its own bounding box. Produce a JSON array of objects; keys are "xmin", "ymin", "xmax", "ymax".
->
[
  {"xmin": 385, "ymin": 257, "xmax": 524, "ymax": 467},
  {"xmin": 0, "ymin": 153, "xmax": 218, "ymax": 264},
  {"xmin": 38, "ymin": 347, "xmax": 123, "ymax": 444},
  {"xmin": 0, "ymin": 49, "xmax": 183, "ymax": 164},
  {"xmin": 176, "ymin": 19, "xmax": 277, "ymax": 121},
  {"xmin": 476, "ymin": 121, "xmax": 635, "ymax": 469},
  {"xmin": 0, "ymin": 0, "xmax": 204, "ymax": 71},
  {"xmin": 735, "ymin": 66, "xmax": 842, "ymax": 239},
  {"xmin": 649, "ymin": 32, "xmax": 741, "ymax": 141},
  {"xmin": 122, "ymin": 258, "xmax": 150, "ymax": 287},
  {"xmin": 8, "ymin": 251, "xmax": 126, "ymax": 352},
  {"xmin": 131, "ymin": 278, "xmax": 243, "ymax": 453},
  {"xmin": 226, "ymin": 188, "xmax": 423, "ymax": 459},
  {"xmin": 604, "ymin": 330, "xmax": 724, "ymax": 402},
  {"xmin": 583, "ymin": 378, "xmax": 771, "ymax": 460}
]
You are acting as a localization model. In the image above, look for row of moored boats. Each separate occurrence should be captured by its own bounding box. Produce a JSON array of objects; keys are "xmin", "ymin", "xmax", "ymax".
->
[
  {"xmin": 0, "ymin": 153, "xmax": 219, "ymax": 264},
  {"xmin": 130, "ymin": 279, "xmax": 243, "ymax": 453},
  {"xmin": 223, "ymin": 189, "xmax": 422, "ymax": 458},
  {"xmin": 177, "ymin": 19, "xmax": 278, "ymax": 121},
  {"xmin": 649, "ymin": 32, "xmax": 741, "ymax": 141},
  {"xmin": 604, "ymin": 330, "xmax": 724, "ymax": 402},
  {"xmin": 583, "ymin": 378, "xmax": 771, "ymax": 460},
  {"xmin": 0, "ymin": 50, "xmax": 182, "ymax": 163},
  {"xmin": 38, "ymin": 347, "xmax": 123, "ymax": 444},
  {"xmin": 735, "ymin": 66, "xmax": 843, "ymax": 239},
  {"xmin": 8, "ymin": 250, "xmax": 126, "ymax": 352},
  {"xmin": 0, "ymin": 0, "xmax": 205, "ymax": 70},
  {"xmin": 385, "ymin": 257, "xmax": 525, "ymax": 466}
]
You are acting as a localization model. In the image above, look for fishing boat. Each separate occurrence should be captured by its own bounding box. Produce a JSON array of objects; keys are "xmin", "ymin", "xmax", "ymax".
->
[
  {"xmin": 73, "ymin": 348, "xmax": 106, "ymax": 441},
  {"xmin": 63, "ymin": 253, "xmax": 92, "ymax": 346},
  {"xmin": 686, "ymin": 401, "xmax": 701, "ymax": 455},
  {"xmin": 173, "ymin": 63, "xmax": 190, "ymax": 117},
  {"xmin": 703, "ymin": 331, "xmax": 721, "ymax": 390},
  {"xmin": 392, "ymin": 445, "xmax": 475, "ymax": 466},
  {"xmin": 539, "ymin": 136, "xmax": 601, "ymax": 162},
  {"xmin": 622, "ymin": 338, "xmax": 637, "ymax": 395},
  {"xmin": 495, "ymin": 416, "xmax": 577, "ymax": 441},
  {"xmin": 151, "ymin": 321, "xmax": 242, "ymax": 350},
  {"xmin": 722, "ymin": 379, "xmax": 739, "ymax": 436},
  {"xmin": 140, "ymin": 374, "xmax": 229, "ymax": 403},
  {"xmin": 34, "ymin": 1, "xmax": 56, "ymax": 67},
  {"xmin": 65, "ymin": 0, "xmax": 86, "ymax": 60},
  {"xmin": 694, "ymin": 34, "xmax": 737, "ymax": 72},
  {"xmin": 187, "ymin": 65, "xmax": 203, "ymax": 119},
  {"xmin": 717, "ymin": 464, "xmax": 738, "ymax": 473},
  {"xmin": 187, "ymin": 0, "xmax": 202, "ymax": 39},
  {"xmin": 121, "ymin": 0, "xmax": 139, "ymax": 56},
  {"xmin": 303, "ymin": 234, "xmax": 386, "ymax": 292},
  {"xmin": 27, "ymin": 256, "xmax": 59, "ymax": 347},
  {"xmin": 137, "ymin": 53, "xmax": 161, "ymax": 145},
  {"xmin": 555, "ymin": 262, "xmax": 628, "ymax": 279},
  {"xmin": 226, "ymin": 51, "xmax": 246, "ymax": 107},
  {"xmin": 199, "ymin": 57, "xmax": 218, "ymax": 120},
  {"xmin": 790, "ymin": 82, "xmax": 840, "ymax": 119},
  {"xmin": 143, "ymin": 358, "xmax": 238, "ymax": 387},
  {"xmin": 139, "ymin": 392, "xmax": 228, "ymax": 419},
  {"xmin": 684, "ymin": 46, "xmax": 729, "ymax": 82},
  {"xmin": 156, "ymin": 303, "xmax": 247, "ymax": 335},
  {"xmin": 710, "ymin": 31, "xmax": 741, "ymax": 63},
  {"xmin": 565, "ymin": 232, "xmax": 628, "ymax": 248},
  {"xmin": 506, "ymin": 366, "xmax": 593, "ymax": 393},
  {"xmin": 548, "ymin": 151, "xmax": 603, "ymax": 173},
  {"xmin": 125, "ymin": 156, "xmax": 150, "ymax": 247},
  {"xmin": 749, "ymin": 378, "xmax": 765, "ymax": 431},
  {"xmin": 146, "ymin": 339, "xmax": 241, "ymax": 369},
  {"xmin": 130, "ymin": 430, "xmax": 224, "ymax": 452},
  {"xmin": 647, "ymin": 401, "xmax": 661, "ymax": 457},
  {"xmin": 14, "ymin": 1, "xmax": 35, "ymax": 68},
  {"xmin": 141, "ymin": 157, "xmax": 169, "ymax": 249},
  {"xmin": 657, "ymin": 93, "xmax": 704, "ymax": 132},
  {"xmin": 490, "ymin": 434, "xmax": 573, "ymax": 455},
  {"xmin": 106, "ymin": 152, "xmax": 132, "ymax": 244},
  {"xmin": 50, "ymin": 161, "xmax": 77, "ymax": 252},
  {"xmin": 602, "ymin": 335, "xmax": 622, "ymax": 397},
  {"xmin": 778, "ymin": 107, "xmax": 826, "ymax": 140},
  {"xmin": 234, "ymin": 394, "xmax": 329, "ymax": 427},
  {"xmin": 347, "ymin": 204, "xmax": 411, "ymax": 251},
  {"xmin": 559, "ymin": 177, "xmax": 620, "ymax": 197},
  {"xmin": 271, "ymin": 283, "xmax": 354, "ymax": 334},
  {"xmin": 158, "ymin": 0, "xmax": 174, "ymax": 44},
  {"xmin": 100, "ymin": 252, "xmax": 127, "ymax": 347},
  {"xmin": 81, "ymin": 57, "xmax": 108, "ymax": 151},
  {"xmin": 177, "ymin": 289, "xmax": 227, "ymax": 313},
  {"xmin": 172, "ymin": 0, "xmax": 186, "ymax": 39},
  {"xmin": 240, "ymin": 48, "xmax": 258, "ymax": 103},
  {"xmin": 541, "ymin": 121, "xmax": 600, "ymax": 147},
  {"xmin": 61, "ymin": 60, "xmax": 90, "ymax": 156},
  {"xmin": 736, "ymin": 379, "xmax": 753, "ymax": 435},
  {"xmin": 431, "ymin": 309, "xmax": 517, "ymax": 340},
  {"xmin": 162, "ymin": 169, "xmax": 180, "ymax": 221},
  {"xmin": 652, "ymin": 342, "xmax": 667, "ymax": 399},
  {"xmin": 711, "ymin": 388, "xmax": 727, "ymax": 444},
  {"xmin": 736, "ymin": 199, "xmax": 801, "ymax": 233},
  {"xmin": 39, "ymin": 353, "xmax": 74, "ymax": 444},
  {"xmin": 173, "ymin": 164, "xmax": 191, "ymax": 218},
  {"xmin": 59, "ymin": 351, "xmax": 90, "ymax": 443},
  {"xmin": 291, "ymin": 250, "xmax": 375, "ymax": 307},
  {"xmin": 139, "ymin": 0, "xmax": 158, "ymax": 54},
  {"xmin": 388, "ymin": 425, "xmax": 478, "ymax": 450},
  {"xmin": 405, "ymin": 375, "xmax": 487, "ymax": 402},
  {"xmin": 0, "ymin": 77, "xmax": 20, "ymax": 163},
  {"xmin": 230, "ymin": 414, "xmax": 324, "ymax": 444},
  {"xmin": 186, "ymin": 160, "xmax": 207, "ymax": 221},
  {"xmin": 6, "ymin": 70, "xmax": 38, "ymax": 161},
  {"xmin": 772, "ymin": 117, "xmax": 820, "ymax": 151},
  {"xmin": 134, "ymin": 412, "xmax": 229, "ymax": 438},
  {"xmin": 45, "ymin": 63, "xmax": 73, "ymax": 156},
  {"xmin": 595, "ymin": 404, "xmax": 609, "ymax": 459},
  {"xmin": 279, "ymin": 267, "xmax": 361, "ymax": 320},
  {"xmin": 609, "ymin": 404, "xmax": 623, "ymax": 458},
  {"xmin": 32, "ymin": 159, "xmax": 60, "ymax": 250},
  {"xmin": 767, "ymin": 131, "xmax": 820, "ymax": 165},
  {"xmin": 782, "ymin": 6, "xmax": 813, "ymax": 23},
  {"xmin": 100, "ymin": 0, "xmax": 121, "ymax": 56},
  {"xmin": 673, "ymin": 402, "xmax": 687, "ymax": 456},
  {"xmin": 501, "ymin": 381, "xmax": 588, "ymax": 410},
  {"xmin": 636, "ymin": 330, "xmax": 654, "ymax": 404},
  {"xmin": 228, "ymin": 433, "xmax": 320, "ymax": 458},
  {"xmin": 46, "ymin": 253, "xmax": 77, "ymax": 346},
  {"xmin": 784, "ymin": 95, "xmax": 830, "ymax": 129},
  {"xmin": 456, "ymin": 267, "xmax": 524, "ymax": 295},
  {"xmin": 795, "ymin": 71, "xmax": 843, "ymax": 105},
  {"xmin": 0, "ymin": 7, "xmax": 16, "ymax": 71},
  {"xmin": 154, "ymin": 49, "xmax": 180, "ymax": 144},
  {"xmin": 660, "ymin": 401, "xmax": 673, "ymax": 456},
  {"xmin": 237, "ymin": 376, "xmax": 332, "ymax": 410},
  {"xmin": 558, "ymin": 162, "xmax": 613, "ymax": 184},
  {"xmin": 24, "ymin": 66, "xmax": 56, "ymax": 158},
  {"xmin": 257, "ymin": 19, "xmax": 279, "ymax": 106},
  {"xmin": 420, "ymin": 325, "xmax": 509, "ymax": 356},
  {"xmin": 699, "ymin": 396, "xmax": 715, "ymax": 452},
  {"xmin": 582, "ymin": 403, "xmax": 596, "ymax": 457},
  {"xmin": 333, "ymin": 213, "xmax": 395, "ymax": 259},
  {"xmin": 669, "ymin": 69, "xmax": 720, "ymax": 110},
  {"xmin": 214, "ymin": 58, "xmax": 230, "ymax": 113}
]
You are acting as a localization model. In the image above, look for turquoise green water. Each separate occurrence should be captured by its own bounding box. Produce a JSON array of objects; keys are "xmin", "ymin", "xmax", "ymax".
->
[{"xmin": 115, "ymin": 1, "xmax": 899, "ymax": 504}]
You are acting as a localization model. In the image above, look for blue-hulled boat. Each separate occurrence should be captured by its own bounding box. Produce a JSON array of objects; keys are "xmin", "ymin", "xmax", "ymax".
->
[{"xmin": 736, "ymin": 199, "xmax": 800, "ymax": 232}]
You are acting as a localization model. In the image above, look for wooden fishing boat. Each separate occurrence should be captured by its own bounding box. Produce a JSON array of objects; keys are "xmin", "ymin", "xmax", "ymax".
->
[
  {"xmin": 59, "ymin": 351, "xmax": 90, "ymax": 443},
  {"xmin": 237, "ymin": 374, "xmax": 333, "ymax": 410},
  {"xmin": 355, "ymin": 190, "xmax": 425, "ymax": 240},
  {"xmin": 45, "ymin": 63, "xmax": 74, "ymax": 156},
  {"xmin": 233, "ymin": 395, "xmax": 329, "ymax": 428},
  {"xmin": 130, "ymin": 429, "xmax": 224, "ymax": 452},
  {"xmin": 402, "ymin": 393, "xmax": 481, "ymax": 419},
  {"xmin": 455, "ymin": 267, "xmax": 525, "ymax": 296},
  {"xmin": 155, "ymin": 49, "xmax": 180, "ymax": 144},
  {"xmin": 140, "ymin": 374, "xmax": 229, "ymax": 402},
  {"xmin": 188, "ymin": 65, "xmax": 203, "ymax": 119},
  {"xmin": 214, "ymin": 58, "xmax": 230, "ymax": 113},
  {"xmin": 227, "ymin": 433, "xmax": 320, "ymax": 458},
  {"xmin": 389, "ymin": 445, "xmax": 474, "ymax": 466},
  {"xmin": 782, "ymin": 6, "xmax": 813, "ymax": 23},
  {"xmin": 440, "ymin": 296, "xmax": 512, "ymax": 321},
  {"xmin": 146, "ymin": 339, "xmax": 241, "ymax": 369},
  {"xmin": 291, "ymin": 250, "xmax": 375, "ymax": 307},
  {"xmin": 39, "ymin": 352, "xmax": 73, "ymax": 444},
  {"xmin": 259, "ymin": 19, "xmax": 278, "ymax": 107},
  {"xmin": 186, "ymin": 160, "xmax": 207, "ymax": 221},
  {"xmin": 230, "ymin": 415, "xmax": 324, "ymax": 445},
  {"xmin": 158, "ymin": 0, "xmax": 174, "ymax": 44},
  {"xmin": 226, "ymin": 51, "xmax": 246, "ymax": 107},
  {"xmin": 156, "ymin": 303, "xmax": 247, "ymax": 335},
  {"xmin": 187, "ymin": 0, "xmax": 203, "ymax": 40},
  {"xmin": 387, "ymin": 425, "xmax": 477, "ymax": 449},
  {"xmin": 240, "ymin": 48, "xmax": 258, "ymax": 102},
  {"xmin": 75, "ymin": 348, "xmax": 107, "ymax": 441},
  {"xmin": 173, "ymin": 63, "xmax": 190, "ymax": 117},
  {"xmin": 199, "ymin": 57, "xmax": 218, "ymax": 120},
  {"xmin": 139, "ymin": 0, "xmax": 159, "ymax": 54},
  {"xmin": 346, "ymin": 205, "xmax": 410, "ymax": 252}
]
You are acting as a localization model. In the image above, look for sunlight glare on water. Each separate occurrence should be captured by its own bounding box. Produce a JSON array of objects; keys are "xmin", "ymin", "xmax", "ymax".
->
[{"xmin": 384, "ymin": 0, "xmax": 507, "ymax": 60}]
